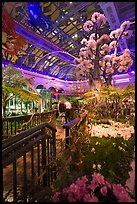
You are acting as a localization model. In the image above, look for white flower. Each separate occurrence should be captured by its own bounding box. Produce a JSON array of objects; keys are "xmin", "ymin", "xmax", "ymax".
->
[
  {"xmin": 95, "ymin": 141, "xmax": 99, "ymax": 145},
  {"xmin": 97, "ymin": 164, "xmax": 102, "ymax": 171},
  {"xmin": 81, "ymin": 38, "xmax": 88, "ymax": 45},
  {"xmin": 91, "ymin": 147, "xmax": 95, "ymax": 152},
  {"xmin": 88, "ymin": 124, "xmax": 92, "ymax": 129},
  {"xmin": 92, "ymin": 164, "xmax": 96, "ymax": 169}
]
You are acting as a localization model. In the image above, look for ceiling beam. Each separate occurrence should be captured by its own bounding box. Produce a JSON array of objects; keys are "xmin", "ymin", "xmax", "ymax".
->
[{"xmin": 15, "ymin": 20, "xmax": 75, "ymax": 63}]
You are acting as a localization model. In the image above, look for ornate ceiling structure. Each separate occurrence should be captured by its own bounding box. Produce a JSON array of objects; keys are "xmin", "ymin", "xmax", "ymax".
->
[{"xmin": 2, "ymin": 2, "xmax": 135, "ymax": 82}]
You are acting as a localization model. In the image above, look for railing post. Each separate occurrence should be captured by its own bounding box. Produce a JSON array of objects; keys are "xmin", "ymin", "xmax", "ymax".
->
[
  {"xmin": 52, "ymin": 130, "xmax": 56, "ymax": 181},
  {"xmin": 41, "ymin": 126, "xmax": 47, "ymax": 186},
  {"xmin": 65, "ymin": 127, "xmax": 70, "ymax": 148}
]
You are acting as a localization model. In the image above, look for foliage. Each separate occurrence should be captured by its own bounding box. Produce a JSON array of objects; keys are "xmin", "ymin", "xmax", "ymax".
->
[
  {"xmin": 83, "ymin": 83, "xmax": 135, "ymax": 101},
  {"xmin": 81, "ymin": 134, "xmax": 134, "ymax": 186},
  {"xmin": 2, "ymin": 64, "xmax": 41, "ymax": 117}
]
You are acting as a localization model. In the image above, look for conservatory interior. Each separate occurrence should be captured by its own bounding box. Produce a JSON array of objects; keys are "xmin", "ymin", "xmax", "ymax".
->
[{"xmin": 2, "ymin": 2, "xmax": 135, "ymax": 202}]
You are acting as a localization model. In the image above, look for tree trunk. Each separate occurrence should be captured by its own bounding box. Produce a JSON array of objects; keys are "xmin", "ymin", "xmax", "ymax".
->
[
  {"xmin": 89, "ymin": 55, "xmax": 102, "ymax": 90},
  {"xmin": 105, "ymin": 75, "xmax": 112, "ymax": 86}
]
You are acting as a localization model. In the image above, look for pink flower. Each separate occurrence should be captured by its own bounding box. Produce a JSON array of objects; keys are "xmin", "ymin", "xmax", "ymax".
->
[
  {"xmin": 69, "ymin": 183, "xmax": 79, "ymax": 193},
  {"xmin": 120, "ymin": 21, "xmax": 131, "ymax": 31},
  {"xmin": 83, "ymin": 193, "xmax": 93, "ymax": 202},
  {"xmin": 52, "ymin": 192, "xmax": 61, "ymax": 202},
  {"xmin": 81, "ymin": 175, "xmax": 88, "ymax": 183},
  {"xmin": 92, "ymin": 173, "xmax": 105, "ymax": 185},
  {"xmin": 112, "ymin": 183, "xmax": 132, "ymax": 201},
  {"xmin": 105, "ymin": 181, "xmax": 112, "ymax": 190},
  {"xmin": 88, "ymin": 182, "xmax": 99, "ymax": 191},
  {"xmin": 100, "ymin": 186, "xmax": 107, "ymax": 196},
  {"xmin": 68, "ymin": 193, "xmax": 76, "ymax": 202},
  {"xmin": 91, "ymin": 12, "xmax": 100, "ymax": 22},
  {"xmin": 90, "ymin": 194, "xmax": 99, "ymax": 202},
  {"xmin": 122, "ymin": 30, "xmax": 133, "ymax": 39},
  {"xmin": 87, "ymin": 39, "xmax": 96, "ymax": 49},
  {"xmin": 83, "ymin": 20, "xmax": 93, "ymax": 32},
  {"xmin": 62, "ymin": 187, "xmax": 69, "ymax": 195}
]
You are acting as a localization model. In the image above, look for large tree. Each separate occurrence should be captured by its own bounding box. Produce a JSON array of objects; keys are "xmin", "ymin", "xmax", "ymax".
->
[{"xmin": 74, "ymin": 12, "xmax": 133, "ymax": 89}]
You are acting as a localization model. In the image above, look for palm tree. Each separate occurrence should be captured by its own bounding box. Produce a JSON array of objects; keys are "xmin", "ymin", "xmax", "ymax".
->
[{"xmin": 2, "ymin": 64, "xmax": 41, "ymax": 117}]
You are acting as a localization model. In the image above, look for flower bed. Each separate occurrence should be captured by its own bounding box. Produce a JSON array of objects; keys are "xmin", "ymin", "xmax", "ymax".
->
[
  {"xmin": 52, "ymin": 173, "xmax": 135, "ymax": 202},
  {"xmin": 88, "ymin": 120, "xmax": 134, "ymax": 140}
]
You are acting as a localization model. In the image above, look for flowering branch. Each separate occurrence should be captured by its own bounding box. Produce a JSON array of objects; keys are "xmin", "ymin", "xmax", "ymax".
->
[{"xmin": 75, "ymin": 12, "xmax": 133, "ymax": 87}]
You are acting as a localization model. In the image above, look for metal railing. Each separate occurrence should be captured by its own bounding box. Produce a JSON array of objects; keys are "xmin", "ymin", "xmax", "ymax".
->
[
  {"xmin": 2, "ymin": 110, "xmax": 57, "ymax": 139},
  {"xmin": 63, "ymin": 110, "xmax": 88, "ymax": 148},
  {"xmin": 2, "ymin": 122, "xmax": 57, "ymax": 202}
]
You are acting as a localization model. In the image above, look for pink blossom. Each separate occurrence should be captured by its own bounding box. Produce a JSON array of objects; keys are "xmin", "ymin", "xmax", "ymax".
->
[
  {"xmin": 100, "ymin": 186, "xmax": 108, "ymax": 196},
  {"xmin": 69, "ymin": 183, "xmax": 79, "ymax": 193},
  {"xmin": 97, "ymin": 34, "xmax": 110, "ymax": 45},
  {"xmin": 109, "ymin": 41, "xmax": 117, "ymax": 50},
  {"xmin": 122, "ymin": 30, "xmax": 133, "ymax": 39},
  {"xmin": 120, "ymin": 21, "xmax": 131, "ymax": 31},
  {"xmin": 83, "ymin": 20, "xmax": 93, "ymax": 32},
  {"xmin": 91, "ymin": 12, "xmax": 100, "ymax": 22},
  {"xmin": 68, "ymin": 193, "xmax": 76, "ymax": 202},
  {"xmin": 88, "ymin": 182, "xmax": 99, "ymax": 191},
  {"xmin": 90, "ymin": 194, "xmax": 99, "ymax": 202},
  {"xmin": 101, "ymin": 44, "xmax": 110, "ymax": 52},
  {"xmin": 83, "ymin": 193, "xmax": 92, "ymax": 202},
  {"xmin": 76, "ymin": 177, "xmax": 86, "ymax": 187},
  {"xmin": 123, "ymin": 48, "xmax": 131, "ymax": 55},
  {"xmin": 81, "ymin": 175, "xmax": 88, "ymax": 183},
  {"xmin": 52, "ymin": 192, "xmax": 61, "ymax": 202},
  {"xmin": 105, "ymin": 181, "xmax": 112, "ymax": 189},
  {"xmin": 79, "ymin": 185, "xmax": 88, "ymax": 196},
  {"xmin": 62, "ymin": 187, "xmax": 69, "ymax": 195},
  {"xmin": 104, "ymin": 55, "xmax": 111, "ymax": 61},
  {"xmin": 90, "ymin": 33, "xmax": 99, "ymax": 40},
  {"xmin": 92, "ymin": 173, "xmax": 105, "ymax": 185},
  {"xmin": 112, "ymin": 183, "xmax": 130, "ymax": 201},
  {"xmin": 87, "ymin": 39, "xmax": 96, "ymax": 49},
  {"xmin": 81, "ymin": 38, "xmax": 88, "ymax": 45}
]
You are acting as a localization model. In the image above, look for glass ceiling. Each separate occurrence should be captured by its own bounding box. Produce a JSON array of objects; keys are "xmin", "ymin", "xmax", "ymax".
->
[{"xmin": 2, "ymin": 2, "xmax": 135, "ymax": 81}]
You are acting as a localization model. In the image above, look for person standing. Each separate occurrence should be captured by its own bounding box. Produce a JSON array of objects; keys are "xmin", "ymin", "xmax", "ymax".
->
[
  {"xmin": 64, "ymin": 100, "xmax": 72, "ymax": 123},
  {"xmin": 58, "ymin": 99, "xmax": 66, "ymax": 125}
]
